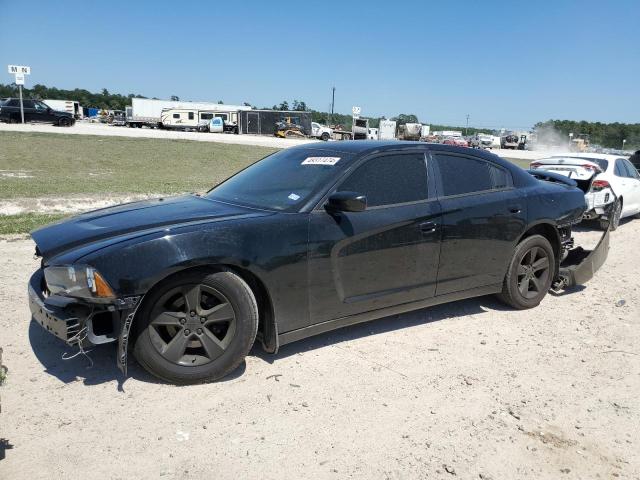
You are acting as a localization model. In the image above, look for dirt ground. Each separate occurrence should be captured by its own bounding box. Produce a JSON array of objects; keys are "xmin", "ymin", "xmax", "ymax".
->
[{"xmin": 0, "ymin": 220, "xmax": 638, "ymax": 479}]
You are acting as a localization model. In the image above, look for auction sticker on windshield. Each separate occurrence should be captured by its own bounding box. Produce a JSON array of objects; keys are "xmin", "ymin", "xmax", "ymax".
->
[{"xmin": 301, "ymin": 157, "xmax": 341, "ymax": 166}]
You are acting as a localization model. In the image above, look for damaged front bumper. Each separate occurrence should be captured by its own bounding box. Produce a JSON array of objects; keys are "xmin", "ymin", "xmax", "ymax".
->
[{"xmin": 28, "ymin": 269, "xmax": 142, "ymax": 375}]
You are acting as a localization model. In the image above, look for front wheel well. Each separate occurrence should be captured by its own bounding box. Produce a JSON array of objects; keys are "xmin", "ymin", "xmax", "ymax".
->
[{"xmin": 131, "ymin": 264, "xmax": 276, "ymax": 353}]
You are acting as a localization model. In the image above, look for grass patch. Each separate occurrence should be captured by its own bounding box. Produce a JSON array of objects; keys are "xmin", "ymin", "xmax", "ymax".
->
[
  {"xmin": 0, "ymin": 131, "xmax": 277, "ymax": 198},
  {"xmin": 502, "ymin": 157, "xmax": 530, "ymax": 169},
  {"xmin": 0, "ymin": 213, "xmax": 69, "ymax": 234},
  {"xmin": 0, "ymin": 131, "xmax": 532, "ymax": 203}
]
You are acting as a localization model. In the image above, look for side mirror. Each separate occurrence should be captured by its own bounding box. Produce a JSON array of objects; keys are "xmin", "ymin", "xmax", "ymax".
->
[{"xmin": 326, "ymin": 191, "xmax": 367, "ymax": 212}]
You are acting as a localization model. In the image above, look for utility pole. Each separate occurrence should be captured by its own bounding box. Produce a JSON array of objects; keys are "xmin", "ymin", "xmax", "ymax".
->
[
  {"xmin": 329, "ymin": 86, "xmax": 335, "ymax": 126},
  {"xmin": 622, "ymin": 139, "xmax": 627, "ymax": 151},
  {"xmin": 465, "ymin": 114, "xmax": 469, "ymax": 135}
]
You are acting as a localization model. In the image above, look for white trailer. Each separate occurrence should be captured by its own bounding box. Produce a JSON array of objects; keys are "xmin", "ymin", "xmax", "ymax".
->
[
  {"xmin": 43, "ymin": 99, "xmax": 83, "ymax": 119},
  {"xmin": 126, "ymin": 98, "xmax": 251, "ymax": 128},
  {"xmin": 378, "ymin": 120, "xmax": 397, "ymax": 140},
  {"xmin": 160, "ymin": 108, "xmax": 240, "ymax": 133}
]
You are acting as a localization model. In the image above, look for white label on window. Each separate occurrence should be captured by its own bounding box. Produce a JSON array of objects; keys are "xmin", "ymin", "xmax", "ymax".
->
[
  {"xmin": 301, "ymin": 157, "xmax": 341, "ymax": 166},
  {"xmin": 288, "ymin": 193, "xmax": 301, "ymax": 201}
]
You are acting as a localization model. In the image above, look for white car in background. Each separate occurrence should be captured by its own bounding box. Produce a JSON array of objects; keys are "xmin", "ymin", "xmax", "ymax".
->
[
  {"xmin": 311, "ymin": 122, "xmax": 333, "ymax": 141},
  {"xmin": 530, "ymin": 153, "xmax": 640, "ymax": 230}
]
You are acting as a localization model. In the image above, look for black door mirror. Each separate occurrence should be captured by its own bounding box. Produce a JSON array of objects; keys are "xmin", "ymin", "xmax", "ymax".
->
[{"xmin": 326, "ymin": 191, "xmax": 367, "ymax": 212}]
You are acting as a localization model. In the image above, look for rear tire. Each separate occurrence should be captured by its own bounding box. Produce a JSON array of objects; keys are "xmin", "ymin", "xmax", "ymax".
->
[
  {"xmin": 133, "ymin": 269, "xmax": 258, "ymax": 384},
  {"xmin": 58, "ymin": 117, "xmax": 71, "ymax": 127},
  {"xmin": 321, "ymin": 132, "xmax": 330, "ymax": 141},
  {"xmin": 497, "ymin": 235, "xmax": 555, "ymax": 310}
]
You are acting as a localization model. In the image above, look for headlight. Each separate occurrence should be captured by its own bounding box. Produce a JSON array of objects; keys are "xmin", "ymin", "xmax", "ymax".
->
[{"xmin": 44, "ymin": 265, "xmax": 115, "ymax": 300}]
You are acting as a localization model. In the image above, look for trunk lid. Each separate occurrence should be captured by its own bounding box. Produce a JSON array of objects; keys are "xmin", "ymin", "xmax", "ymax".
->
[{"xmin": 530, "ymin": 157, "xmax": 603, "ymax": 193}]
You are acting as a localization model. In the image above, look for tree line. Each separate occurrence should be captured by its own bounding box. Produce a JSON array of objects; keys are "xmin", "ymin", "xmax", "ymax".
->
[{"xmin": 0, "ymin": 83, "xmax": 148, "ymax": 110}]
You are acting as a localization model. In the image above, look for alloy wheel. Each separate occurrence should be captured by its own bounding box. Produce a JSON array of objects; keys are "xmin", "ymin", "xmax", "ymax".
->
[
  {"xmin": 516, "ymin": 246, "xmax": 550, "ymax": 299},
  {"xmin": 148, "ymin": 283, "xmax": 236, "ymax": 366}
]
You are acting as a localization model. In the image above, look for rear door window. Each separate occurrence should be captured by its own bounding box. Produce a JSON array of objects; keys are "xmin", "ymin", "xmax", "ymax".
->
[
  {"xmin": 622, "ymin": 159, "xmax": 640, "ymax": 179},
  {"xmin": 435, "ymin": 154, "xmax": 505, "ymax": 196},
  {"xmin": 338, "ymin": 153, "xmax": 428, "ymax": 207},
  {"xmin": 614, "ymin": 159, "xmax": 627, "ymax": 177},
  {"xmin": 489, "ymin": 164, "xmax": 510, "ymax": 189}
]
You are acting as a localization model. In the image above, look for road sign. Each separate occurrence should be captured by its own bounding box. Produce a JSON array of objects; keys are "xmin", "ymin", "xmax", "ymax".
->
[
  {"xmin": 352, "ymin": 106, "xmax": 361, "ymax": 116},
  {"xmin": 7, "ymin": 65, "xmax": 31, "ymax": 124},
  {"xmin": 7, "ymin": 65, "xmax": 31, "ymax": 75}
]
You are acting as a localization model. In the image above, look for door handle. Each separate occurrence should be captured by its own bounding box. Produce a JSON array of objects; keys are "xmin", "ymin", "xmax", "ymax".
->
[
  {"xmin": 508, "ymin": 206, "xmax": 522, "ymax": 214},
  {"xmin": 419, "ymin": 221, "xmax": 438, "ymax": 233}
]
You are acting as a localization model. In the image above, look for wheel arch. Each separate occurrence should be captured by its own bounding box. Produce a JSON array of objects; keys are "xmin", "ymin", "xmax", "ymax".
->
[
  {"xmin": 516, "ymin": 222, "xmax": 561, "ymax": 276},
  {"xmin": 131, "ymin": 263, "xmax": 278, "ymax": 354}
]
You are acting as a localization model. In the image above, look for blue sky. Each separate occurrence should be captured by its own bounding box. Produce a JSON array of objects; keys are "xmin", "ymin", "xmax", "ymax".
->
[{"xmin": 1, "ymin": 0, "xmax": 638, "ymax": 129}]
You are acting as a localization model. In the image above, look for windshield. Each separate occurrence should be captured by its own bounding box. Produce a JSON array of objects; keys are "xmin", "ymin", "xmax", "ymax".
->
[{"xmin": 207, "ymin": 148, "xmax": 353, "ymax": 212}]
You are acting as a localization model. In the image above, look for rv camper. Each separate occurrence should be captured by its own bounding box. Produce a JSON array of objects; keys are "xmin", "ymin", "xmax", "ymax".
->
[
  {"xmin": 160, "ymin": 109, "xmax": 239, "ymax": 132},
  {"xmin": 127, "ymin": 98, "xmax": 251, "ymax": 128}
]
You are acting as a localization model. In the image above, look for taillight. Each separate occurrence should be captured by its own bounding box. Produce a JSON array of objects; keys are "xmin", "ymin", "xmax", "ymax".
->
[
  {"xmin": 591, "ymin": 179, "xmax": 610, "ymax": 191},
  {"xmin": 530, "ymin": 162, "xmax": 542, "ymax": 169}
]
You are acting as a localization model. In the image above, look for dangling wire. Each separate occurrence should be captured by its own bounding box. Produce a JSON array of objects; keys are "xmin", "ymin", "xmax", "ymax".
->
[{"xmin": 62, "ymin": 326, "xmax": 94, "ymax": 368}]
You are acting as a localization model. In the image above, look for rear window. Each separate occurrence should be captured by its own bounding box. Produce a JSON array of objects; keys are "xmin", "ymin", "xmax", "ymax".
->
[{"xmin": 436, "ymin": 154, "xmax": 494, "ymax": 196}]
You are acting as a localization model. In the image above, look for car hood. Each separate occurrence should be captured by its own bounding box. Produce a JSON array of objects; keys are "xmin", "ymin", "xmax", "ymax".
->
[{"xmin": 31, "ymin": 195, "xmax": 270, "ymax": 259}]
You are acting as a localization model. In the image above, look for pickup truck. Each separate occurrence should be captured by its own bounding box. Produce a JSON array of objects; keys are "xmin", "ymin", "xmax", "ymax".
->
[
  {"xmin": 311, "ymin": 122, "xmax": 333, "ymax": 141},
  {"xmin": 0, "ymin": 98, "xmax": 75, "ymax": 126}
]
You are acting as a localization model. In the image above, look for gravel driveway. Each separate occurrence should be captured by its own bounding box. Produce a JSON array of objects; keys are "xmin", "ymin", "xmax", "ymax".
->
[{"xmin": 0, "ymin": 222, "xmax": 638, "ymax": 479}]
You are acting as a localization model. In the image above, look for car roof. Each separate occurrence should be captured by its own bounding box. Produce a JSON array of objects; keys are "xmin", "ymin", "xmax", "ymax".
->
[
  {"xmin": 290, "ymin": 140, "xmax": 478, "ymax": 155},
  {"xmin": 291, "ymin": 140, "xmax": 516, "ymax": 168}
]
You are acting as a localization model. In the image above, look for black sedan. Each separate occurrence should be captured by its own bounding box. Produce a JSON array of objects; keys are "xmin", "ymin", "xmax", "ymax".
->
[{"xmin": 28, "ymin": 142, "xmax": 608, "ymax": 383}]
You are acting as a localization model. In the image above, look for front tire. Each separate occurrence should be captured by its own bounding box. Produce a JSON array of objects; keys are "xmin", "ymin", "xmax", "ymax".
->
[
  {"xmin": 133, "ymin": 269, "xmax": 258, "ymax": 384},
  {"xmin": 497, "ymin": 235, "xmax": 555, "ymax": 310}
]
